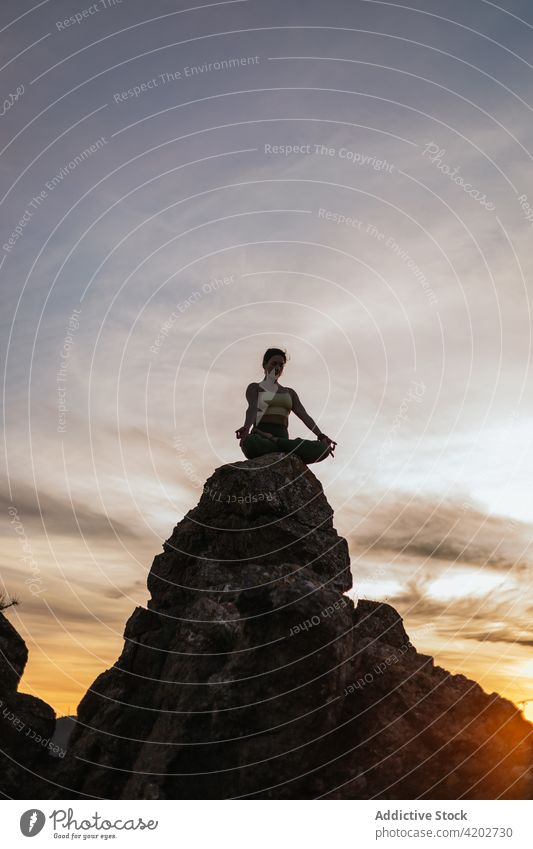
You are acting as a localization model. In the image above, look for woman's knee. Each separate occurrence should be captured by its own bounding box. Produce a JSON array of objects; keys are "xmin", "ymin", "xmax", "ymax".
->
[
  {"xmin": 296, "ymin": 442, "xmax": 330, "ymax": 464},
  {"xmin": 240, "ymin": 436, "xmax": 255, "ymax": 458},
  {"xmin": 241, "ymin": 435, "xmax": 275, "ymax": 459}
]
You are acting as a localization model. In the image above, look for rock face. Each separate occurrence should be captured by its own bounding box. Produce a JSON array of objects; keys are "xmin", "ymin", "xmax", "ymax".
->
[
  {"xmin": 50, "ymin": 453, "xmax": 533, "ymax": 800},
  {"xmin": 0, "ymin": 610, "xmax": 56, "ymax": 798}
]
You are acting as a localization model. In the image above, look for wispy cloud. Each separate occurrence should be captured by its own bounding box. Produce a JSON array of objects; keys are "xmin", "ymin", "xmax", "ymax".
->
[
  {"xmin": 2, "ymin": 477, "xmax": 142, "ymax": 539},
  {"xmin": 348, "ymin": 490, "xmax": 533, "ymax": 571}
]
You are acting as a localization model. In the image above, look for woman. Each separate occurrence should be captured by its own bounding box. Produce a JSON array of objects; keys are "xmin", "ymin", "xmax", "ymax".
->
[{"xmin": 235, "ymin": 348, "xmax": 337, "ymax": 464}]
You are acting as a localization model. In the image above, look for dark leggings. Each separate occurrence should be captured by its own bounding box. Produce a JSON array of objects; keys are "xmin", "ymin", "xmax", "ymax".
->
[{"xmin": 240, "ymin": 422, "xmax": 331, "ymax": 464}]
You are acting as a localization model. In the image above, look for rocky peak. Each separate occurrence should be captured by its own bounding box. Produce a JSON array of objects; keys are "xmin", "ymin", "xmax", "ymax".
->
[
  {"xmin": 0, "ymin": 609, "xmax": 27, "ymax": 690},
  {"xmin": 0, "ymin": 611, "xmax": 56, "ymax": 798},
  {"xmin": 8, "ymin": 453, "xmax": 531, "ymax": 799}
]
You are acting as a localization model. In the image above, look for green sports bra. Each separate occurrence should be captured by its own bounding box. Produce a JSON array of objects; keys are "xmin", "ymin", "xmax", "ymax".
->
[{"xmin": 256, "ymin": 385, "xmax": 292, "ymax": 424}]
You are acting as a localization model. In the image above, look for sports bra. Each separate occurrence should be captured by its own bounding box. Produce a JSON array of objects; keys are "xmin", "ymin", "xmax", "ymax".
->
[{"xmin": 256, "ymin": 382, "xmax": 292, "ymax": 424}]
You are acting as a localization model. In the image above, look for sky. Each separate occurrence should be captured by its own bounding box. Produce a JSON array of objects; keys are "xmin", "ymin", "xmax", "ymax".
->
[{"xmin": 1, "ymin": 0, "xmax": 533, "ymax": 720}]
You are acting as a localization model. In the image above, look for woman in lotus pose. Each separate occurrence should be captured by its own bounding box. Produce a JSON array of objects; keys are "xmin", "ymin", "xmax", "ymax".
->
[{"xmin": 235, "ymin": 348, "xmax": 337, "ymax": 464}]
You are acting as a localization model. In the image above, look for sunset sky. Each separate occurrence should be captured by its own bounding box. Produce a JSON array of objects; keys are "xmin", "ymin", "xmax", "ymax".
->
[{"xmin": 2, "ymin": 0, "xmax": 533, "ymax": 721}]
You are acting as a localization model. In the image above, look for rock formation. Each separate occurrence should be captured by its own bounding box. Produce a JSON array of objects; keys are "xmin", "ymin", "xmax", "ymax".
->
[
  {"xmin": 0, "ymin": 610, "xmax": 57, "ymax": 798},
  {"xmin": 2, "ymin": 455, "xmax": 531, "ymax": 798},
  {"xmin": 46, "ymin": 453, "xmax": 532, "ymax": 800}
]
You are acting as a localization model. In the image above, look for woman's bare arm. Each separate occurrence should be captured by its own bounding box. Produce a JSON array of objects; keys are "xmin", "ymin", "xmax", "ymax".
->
[
  {"xmin": 235, "ymin": 382, "xmax": 259, "ymax": 439},
  {"xmin": 243, "ymin": 382, "xmax": 259, "ymax": 429},
  {"xmin": 289, "ymin": 388, "xmax": 321, "ymax": 435},
  {"xmin": 289, "ymin": 388, "xmax": 337, "ymax": 455}
]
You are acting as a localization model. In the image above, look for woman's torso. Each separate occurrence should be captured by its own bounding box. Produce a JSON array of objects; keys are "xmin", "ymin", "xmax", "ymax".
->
[{"xmin": 255, "ymin": 382, "xmax": 292, "ymax": 426}]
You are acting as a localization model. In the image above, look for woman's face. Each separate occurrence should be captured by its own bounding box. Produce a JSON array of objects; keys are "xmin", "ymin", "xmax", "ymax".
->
[{"xmin": 264, "ymin": 355, "xmax": 285, "ymax": 379}]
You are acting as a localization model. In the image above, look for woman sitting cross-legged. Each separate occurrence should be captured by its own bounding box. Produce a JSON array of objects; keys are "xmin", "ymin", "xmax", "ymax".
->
[{"xmin": 235, "ymin": 347, "xmax": 337, "ymax": 465}]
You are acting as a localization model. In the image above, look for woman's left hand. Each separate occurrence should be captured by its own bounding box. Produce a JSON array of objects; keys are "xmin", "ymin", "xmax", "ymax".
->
[{"xmin": 318, "ymin": 433, "xmax": 337, "ymax": 455}]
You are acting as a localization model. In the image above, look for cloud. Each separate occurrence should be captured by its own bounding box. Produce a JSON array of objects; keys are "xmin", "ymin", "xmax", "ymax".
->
[
  {"xmin": 465, "ymin": 629, "xmax": 533, "ymax": 648},
  {"xmin": 2, "ymin": 477, "xmax": 141, "ymax": 540},
  {"xmin": 347, "ymin": 489, "xmax": 533, "ymax": 572}
]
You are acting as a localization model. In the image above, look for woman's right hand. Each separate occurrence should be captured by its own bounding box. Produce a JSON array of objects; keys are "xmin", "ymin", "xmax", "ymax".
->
[{"xmin": 235, "ymin": 426, "xmax": 250, "ymax": 442}]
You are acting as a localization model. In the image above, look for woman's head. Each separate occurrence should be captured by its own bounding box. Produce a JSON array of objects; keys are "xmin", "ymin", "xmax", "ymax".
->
[{"xmin": 262, "ymin": 347, "xmax": 287, "ymax": 379}]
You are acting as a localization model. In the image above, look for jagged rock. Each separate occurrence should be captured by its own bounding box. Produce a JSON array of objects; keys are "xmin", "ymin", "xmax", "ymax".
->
[
  {"xmin": 48, "ymin": 455, "xmax": 532, "ymax": 799},
  {"xmin": 336, "ymin": 602, "xmax": 533, "ymax": 799},
  {"xmin": 49, "ymin": 715, "xmax": 77, "ymax": 758},
  {"xmin": 0, "ymin": 611, "xmax": 28, "ymax": 689},
  {"xmin": 0, "ymin": 611, "xmax": 56, "ymax": 798}
]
